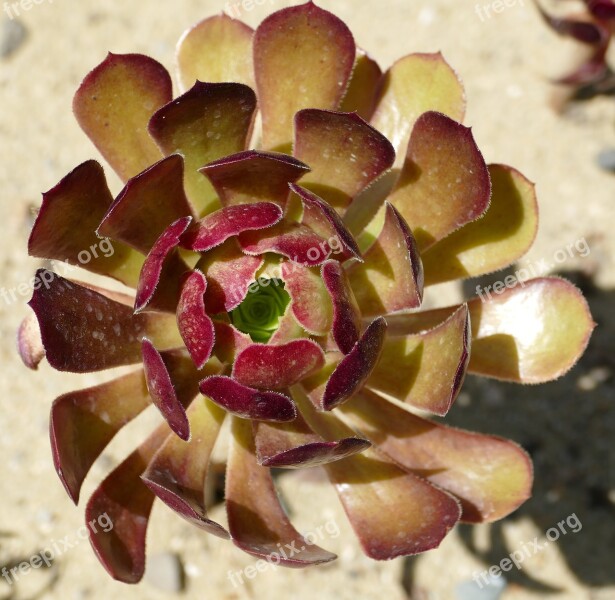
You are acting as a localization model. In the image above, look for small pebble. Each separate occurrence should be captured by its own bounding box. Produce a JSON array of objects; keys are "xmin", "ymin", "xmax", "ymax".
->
[
  {"xmin": 0, "ymin": 18, "xmax": 27, "ymax": 58},
  {"xmin": 456, "ymin": 573, "xmax": 507, "ymax": 600},
  {"xmin": 576, "ymin": 366, "xmax": 611, "ymax": 391},
  {"xmin": 36, "ymin": 509, "xmax": 55, "ymax": 526},
  {"xmin": 145, "ymin": 552, "xmax": 184, "ymax": 593},
  {"xmin": 456, "ymin": 392, "xmax": 471, "ymax": 407},
  {"xmin": 596, "ymin": 148, "xmax": 615, "ymax": 173}
]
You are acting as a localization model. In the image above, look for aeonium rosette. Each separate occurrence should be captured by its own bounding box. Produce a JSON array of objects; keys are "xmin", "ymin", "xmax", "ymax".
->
[{"xmin": 18, "ymin": 2, "xmax": 594, "ymax": 584}]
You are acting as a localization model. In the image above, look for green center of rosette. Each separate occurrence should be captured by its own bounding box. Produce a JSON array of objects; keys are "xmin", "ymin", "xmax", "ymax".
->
[{"xmin": 229, "ymin": 279, "xmax": 291, "ymax": 342}]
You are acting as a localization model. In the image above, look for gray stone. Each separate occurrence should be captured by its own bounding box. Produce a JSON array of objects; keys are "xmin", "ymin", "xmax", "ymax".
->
[
  {"xmin": 144, "ymin": 552, "xmax": 184, "ymax": 593},
  {"xmin": 0, "ymin": 18, "xmax": 27, "ymax": 58}
]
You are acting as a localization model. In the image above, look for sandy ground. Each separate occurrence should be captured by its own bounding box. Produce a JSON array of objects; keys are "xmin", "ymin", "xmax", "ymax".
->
[{"xmin": 0, "ymin": 0, "xmax": 614, "ymax": 599}]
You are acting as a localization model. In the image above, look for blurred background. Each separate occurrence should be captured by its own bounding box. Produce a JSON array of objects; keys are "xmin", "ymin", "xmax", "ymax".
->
[{"xmin": 0, "ymin": 0, "xmax": 613, "ymax": 598}]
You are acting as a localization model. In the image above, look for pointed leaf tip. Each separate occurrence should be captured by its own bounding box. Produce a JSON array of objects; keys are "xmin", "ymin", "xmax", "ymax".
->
[{"xmin": 142, "ymin": 338, "xmax": 191, "ymax": 441}]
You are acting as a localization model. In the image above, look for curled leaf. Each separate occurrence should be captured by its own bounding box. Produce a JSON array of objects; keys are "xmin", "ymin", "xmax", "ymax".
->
[
  {"xmin": 367, "ymin": 305, "xmax": 470, "ymax": 416},
  {"xmin": 201, "ymin": 151, "xmax": 310, "ymax": 209},
  {"xmin": 467, "ymin": 277, "xmax": 595, "ymax": 383},
  {"xmin": 142, "ymin": 397, "xmax": 229, "ymax": 537},
  {"xmin": 322, "ymin": 317, "xmax": 387, "ymax": 410},
  {"xmin": 176, "ymin": 270, "xmax": 215, "ymax": 370},
  {"xmin": 181, "ymin": 202, "xmax": 283, "ymax": 252},
  {"xmin": 142, "ymin": 338, "xmax": 191, "ymax": 441},
  {"xmin": 200, "ymin": 376, "xmax": 297, "ymax": 422},
  {"xmin": 226, "ymin": 417, "xmax": 337, "ymax": 565},
  {"xmin": 347, "ymin": 202, "xmax": 423, "ymax": 317},
  {"xmin": 254, "ymin": 411, "xmax": 370, "ymax": 468},
  {"xmin": 388, "ymin": 111, "xmax": 491, "ymax": 251}
]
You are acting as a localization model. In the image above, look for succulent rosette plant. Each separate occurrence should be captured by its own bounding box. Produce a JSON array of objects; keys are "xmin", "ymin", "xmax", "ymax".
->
[
  {"xmin": 19, "ymin": 1, "xmax": 594, "ymax": 584},
  {"xmin": 536, "ymin": 0, "xmax": 615, "ymax": 89}
]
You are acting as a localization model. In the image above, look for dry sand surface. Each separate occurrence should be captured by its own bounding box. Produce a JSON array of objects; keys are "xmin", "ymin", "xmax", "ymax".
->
[{"xmin": 0, "ymin": 1, "xmax": 614, "ymax": 599}]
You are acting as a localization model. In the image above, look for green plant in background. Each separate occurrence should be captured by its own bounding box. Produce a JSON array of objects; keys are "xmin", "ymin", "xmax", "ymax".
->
[{"xmin": 18, "ymin": 1, "xmax": 594, "ymax": 584}]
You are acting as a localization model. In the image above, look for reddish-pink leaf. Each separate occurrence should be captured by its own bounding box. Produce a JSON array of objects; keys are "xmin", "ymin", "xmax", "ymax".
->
[
  {"xmin": 555, "ymin": 49, "xmax": 609, "ymax": 86},
  {"xmin": 200, "ymin": 151, "xmax": 310, "ymax": 208},
  {"xmin": 199, "ymin": 376, "xmax": 297, "ymax": 422},
  {"xmin": 536, "ymin": 4, "xmax": 606, "ymax": 44},
  {"xmin": 321, "ymin": 317, "xmax": 387, "ymax": 410},
  {"xmin": 280, "ymin": 261, "xmax": 333, "ymax": 336},
  {"xmin": 586, "ymin": 0, "xmax": 615, "ymax": 19},
  {"xmin": 290, "ymin": 183, "xmax": 362, "ymax": 261},
  {"xmin": 98, "ymin": 154, "xmax": 195, "ymax": 254},
  {"xmin": 226, "ymin": 417, "xmax": 337, "ymax": 565},
  {"xmin": 28, "ymin": 271, "xmax": 181, "ymax": 372},
  {"xmin": 197, "ymin": 240, "xmax": 264, "ymax": 313},
  {"xmin": 142, "ymin": 338, "xmax": 191, "ymax": 441},
  {"xmin": 238, "ymin": 221, "xmax": 331, "ymax": 267},
  {"xmin": 254, "ymin": 1, "xmax": 356, "ymax": 149},
  {"xmin": 212, "ymin": 321, "xmax": 252, "ymax": 364},
  {"xmin": 180, "ymin": 202, "xmax": 283, "ymax": 252},
  {"xmin": 293, "ymin": 110, "xmax": 395, "ymax": 210},
  {"xmin": 73, "ymin": 53, "xmax": 172, "ymax": 182},
  {"xmin": 134, "ymin": 216, "xmax": 192, "ymax": 313},
  {"xmin": 322, "ymin": 259, "xmax": 361, "ymax": 354},
  {"xmin": 232, "ymin": 339, "xmax": 325, "ymax": 389},
  {"xmin": 176, "ymin": 270, "xmax": 215, "ymax": 369}
]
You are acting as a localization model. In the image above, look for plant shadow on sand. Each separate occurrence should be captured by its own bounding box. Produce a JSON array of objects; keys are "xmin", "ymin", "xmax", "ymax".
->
[{"xmin": 402, "ymin": 269, "xmax": 615, "ymax": 595}]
